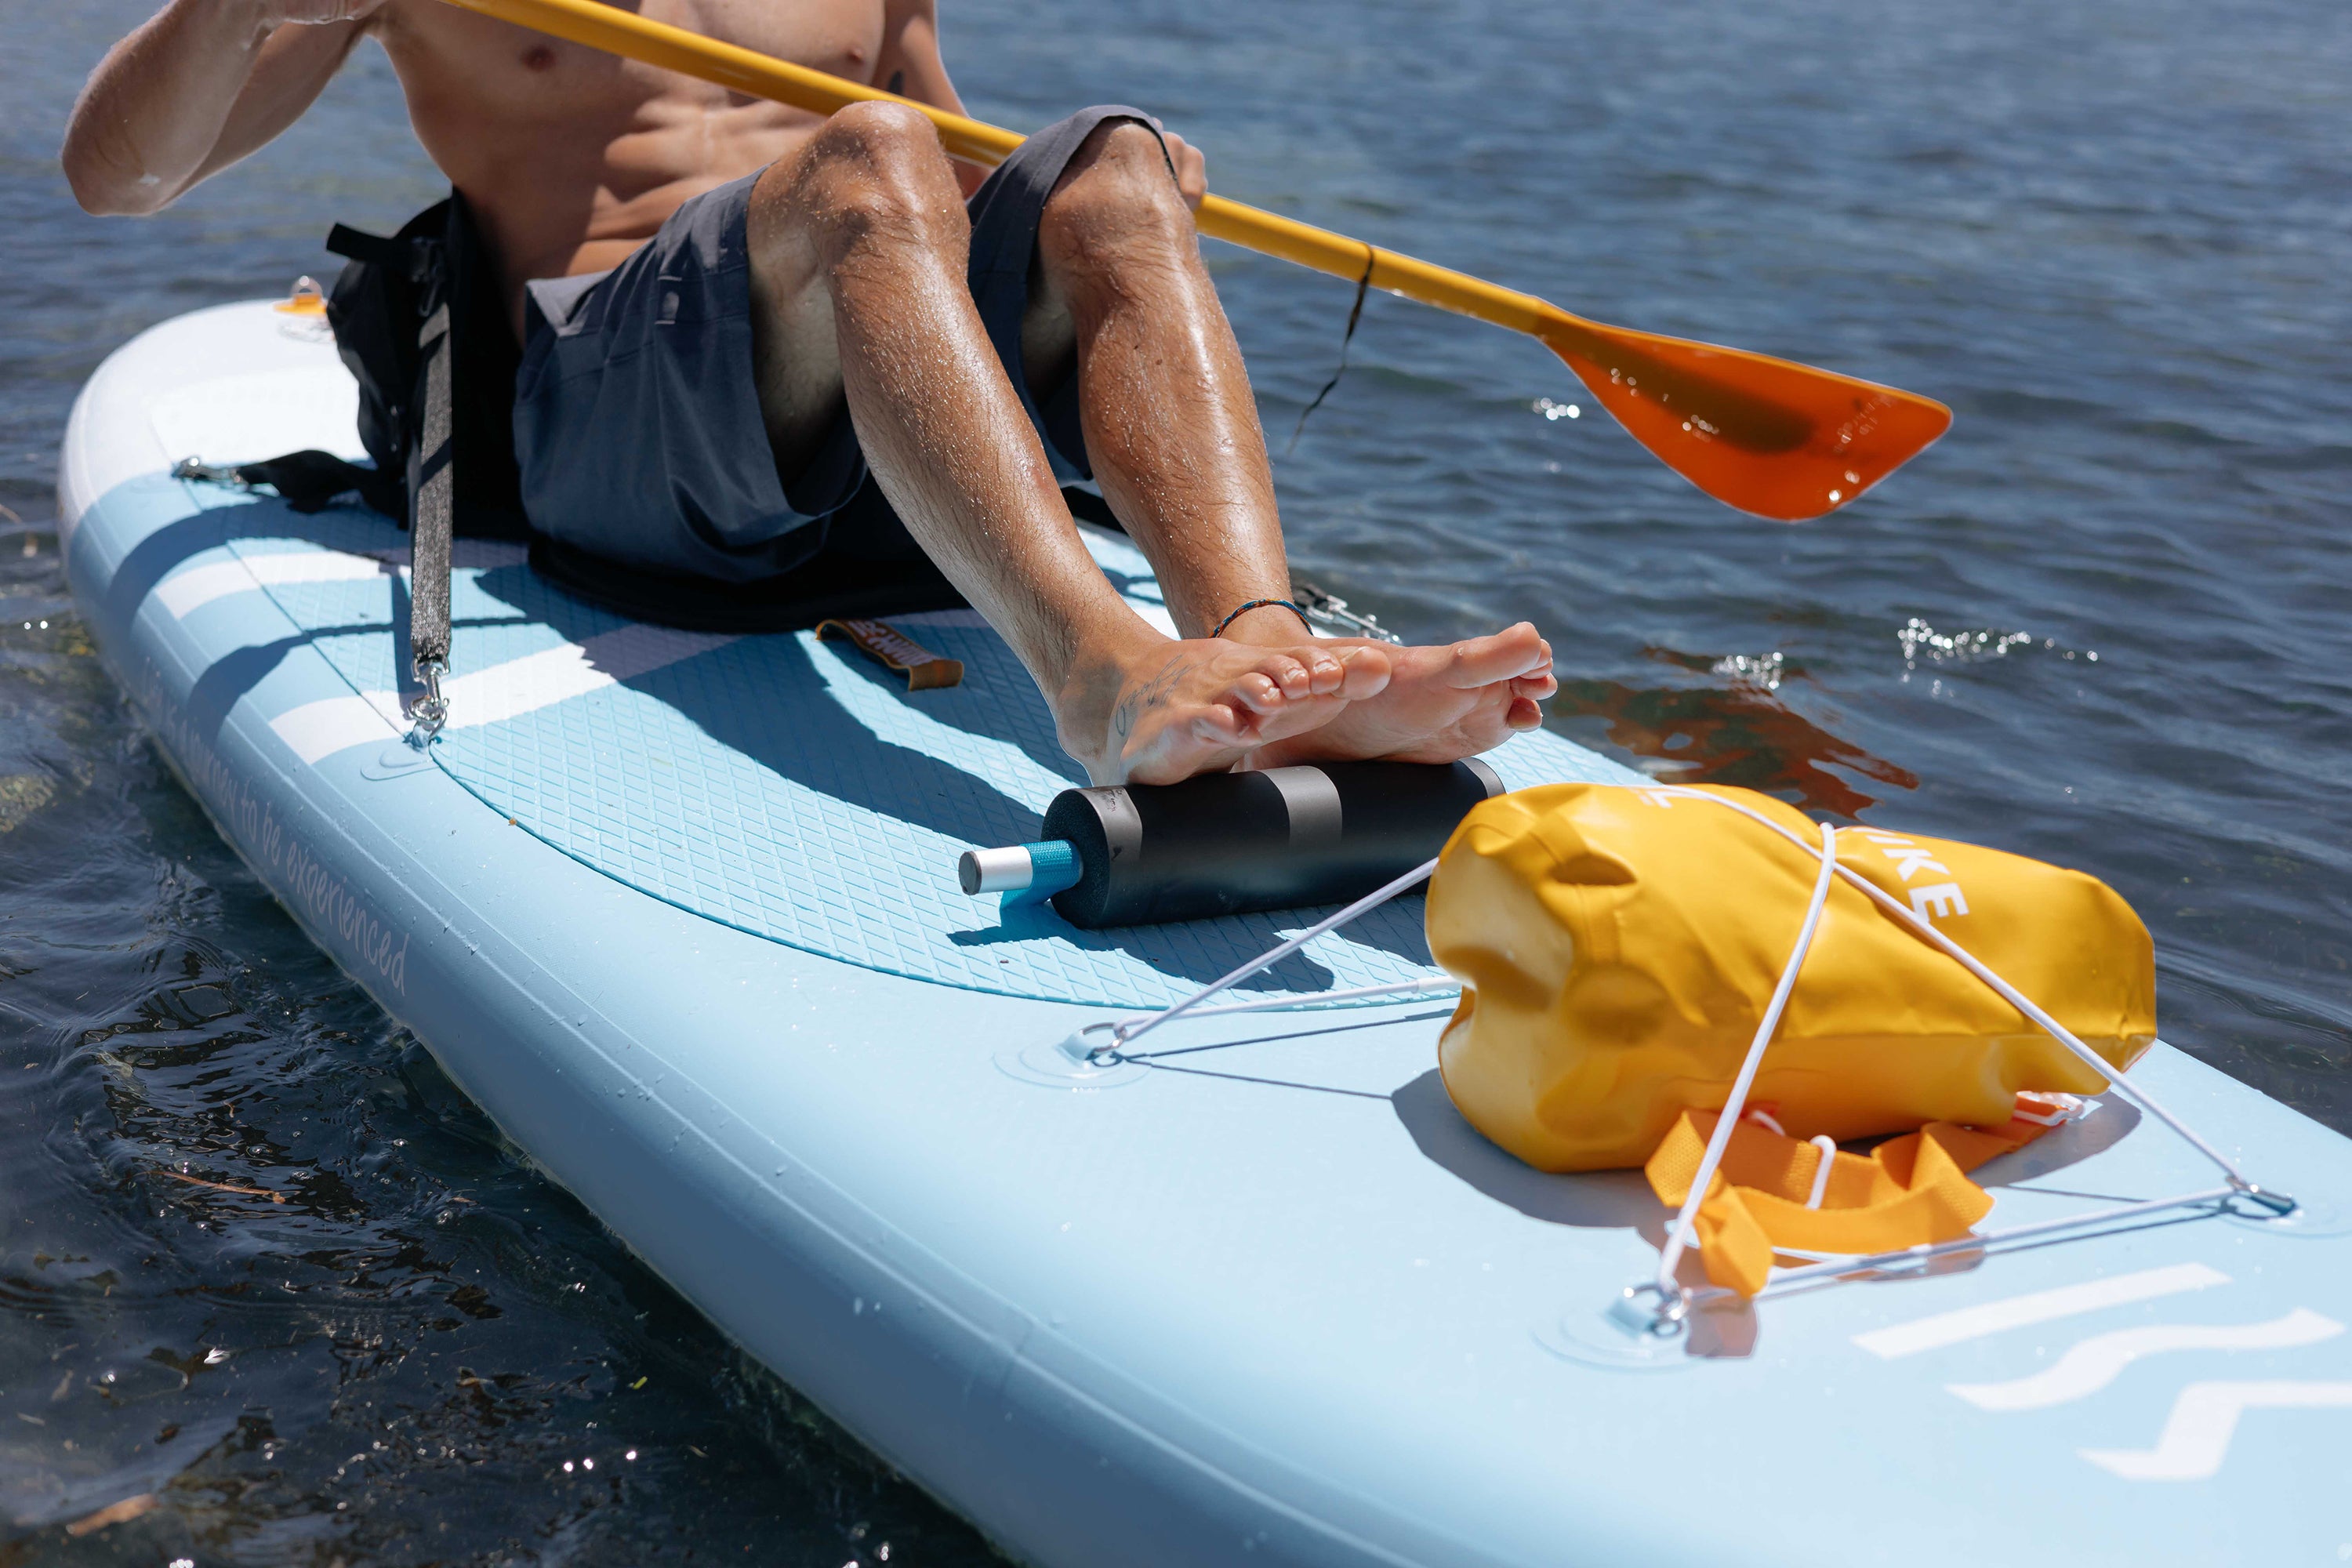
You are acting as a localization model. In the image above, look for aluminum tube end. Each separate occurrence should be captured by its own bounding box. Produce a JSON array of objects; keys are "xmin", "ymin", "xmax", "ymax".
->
[
  {"xmin": 1461, "ymin": 755, "xmax": 1505, "ymax": 799},
  {"xmin": 960, "ymin": 844, "xmax": 1035, "ymax": 896}
]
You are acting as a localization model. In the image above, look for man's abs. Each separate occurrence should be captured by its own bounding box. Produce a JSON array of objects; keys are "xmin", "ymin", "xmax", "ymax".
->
[{"xmin": 372, "ymin": 0, "xmax": 890, "ymax": 325}]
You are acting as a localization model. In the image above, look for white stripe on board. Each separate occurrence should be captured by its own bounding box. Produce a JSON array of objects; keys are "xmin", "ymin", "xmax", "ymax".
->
[
  {"xmin": 434, "ymin": 625, "xmax": 737, "ymax": 728},
  {"xmin": 268, "ymin": 623, "xmax": 736, "ymax": 765},
  {"xmin": 1853, "ymin": 1262, "xmax": 2230, "ymax": 1360},
  {"xmin": 2080, "ymin": 1381, "xmax": 2352, "ymax": 1481},
  {"xmin": 159, "ymin": 541, "xmax": 535, "ymax": 621},
  {"xmin": 158, "ymin": 551, "xmax": 386, "ymax": 618},
  {"xmin": 270, "ymin": 692, "xmax": 405, "ymax": 764},
  {"xmin": 1948, "ymin": 1309, "xmax": 2343, "ymax": 1411}
]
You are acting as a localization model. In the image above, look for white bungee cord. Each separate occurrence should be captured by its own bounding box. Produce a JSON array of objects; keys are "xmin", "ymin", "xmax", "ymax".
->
[
  {"xmin": 1661, "ymin": 787, "xmax": 2263, "ymax": 1194},
  {"xmin": 1069, "ymin": 855, "xmax": 1449, "ymax": 1064},
  {"xmin": 1648, "ymin": 819, "xmax": 1840, "ymax": 1308},
  {"xmin": 1618, "ymin": 787, "xmax": 2291, "ymax": 1334},
  {"xmin": 1067, "ymin": 784, "xmax": 2297, "ymax": 1330}
]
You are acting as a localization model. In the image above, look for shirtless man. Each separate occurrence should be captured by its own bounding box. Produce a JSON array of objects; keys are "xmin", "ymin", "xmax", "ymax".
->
[{"xmin": 64, "ymin": 0, "xmax": 1556, "ymax": 784}]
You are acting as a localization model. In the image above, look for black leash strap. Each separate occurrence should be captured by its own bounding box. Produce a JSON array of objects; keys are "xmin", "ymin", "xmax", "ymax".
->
[
  {"xmin": 183, "ymin": 449, "xmax": 403, "ymax": 517},
  {"xmin": 1286, "ymin": 243, "xmax": 1377, "ymax": 456},
  {"xmin": 326, "ymin": 222, "xmax": 437, "ymax": 281},
  {"xmin": 405, "ymin": 300, "xmax": 455, "ymax": 742}
]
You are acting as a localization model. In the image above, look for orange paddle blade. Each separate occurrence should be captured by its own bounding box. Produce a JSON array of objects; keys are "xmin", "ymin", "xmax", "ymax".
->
[
  {"xmin": 1540, "ymin": 314, "xmax": 1954, "ymax": 521},
  {"xmin": 1208, "ymin": 201, "xmax": 1954, "ymax": 519}
]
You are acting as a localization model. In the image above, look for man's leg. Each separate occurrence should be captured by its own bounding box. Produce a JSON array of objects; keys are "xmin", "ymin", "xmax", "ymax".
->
[
  {"xmin": 1022, "ymin": 118, "xmax": 1559, "ymax": 764},
  {"xmin": 744, "ymin": 101, "xmax": 1387, "ymax": 786}
]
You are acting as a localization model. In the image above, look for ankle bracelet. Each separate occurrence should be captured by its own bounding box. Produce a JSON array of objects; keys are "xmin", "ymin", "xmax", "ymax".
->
[{"xmin": 1209, "ymin": 598, "xmax": 1316, "ymax": 639}]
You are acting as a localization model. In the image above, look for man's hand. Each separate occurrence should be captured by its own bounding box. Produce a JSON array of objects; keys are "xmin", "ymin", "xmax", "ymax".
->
[{"xmin": 1163, "ymin": 130, "xmax": 1208, "ymax": 210}]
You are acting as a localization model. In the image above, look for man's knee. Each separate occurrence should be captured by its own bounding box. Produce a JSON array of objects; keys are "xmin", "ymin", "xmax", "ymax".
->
[
  {"xmin": 1039, "ymin": 118, "xmax": 1192, "ymax": 273},
  {"xmin": 774, "ymin": 100, "xmax": 964, "ymax": 255}
]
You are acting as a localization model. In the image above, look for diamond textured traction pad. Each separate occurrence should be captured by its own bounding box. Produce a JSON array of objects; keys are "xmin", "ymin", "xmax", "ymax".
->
[{"xmin": 225, "ymin": 506, "xmax": 1644, "ymax": 1007}]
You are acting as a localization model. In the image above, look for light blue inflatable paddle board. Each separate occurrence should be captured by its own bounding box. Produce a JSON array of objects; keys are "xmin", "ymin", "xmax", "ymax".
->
[{"xmin": 60, "ymin": 298, "xmax": 2352, "ymax": 1566}]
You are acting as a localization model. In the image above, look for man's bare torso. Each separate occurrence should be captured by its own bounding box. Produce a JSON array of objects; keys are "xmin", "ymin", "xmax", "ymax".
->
[{"xmin": 368, "ymin": 0, "xmax": 909, "ymax": 313}]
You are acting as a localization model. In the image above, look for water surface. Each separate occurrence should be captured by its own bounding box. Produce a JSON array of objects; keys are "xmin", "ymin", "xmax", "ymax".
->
[{"xmin": 3, "ymin": 0, "xmax": 2347, "ymax": 1559}]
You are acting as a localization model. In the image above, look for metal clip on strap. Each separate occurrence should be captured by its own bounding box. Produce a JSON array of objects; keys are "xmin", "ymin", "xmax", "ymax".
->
[
  {"xmin": 407, "ymin": 658, "xmax": 448, "ymax": 748},
  {"xmin": 171, "ymin": 457, "xmax": 253, "ymax": 490}
]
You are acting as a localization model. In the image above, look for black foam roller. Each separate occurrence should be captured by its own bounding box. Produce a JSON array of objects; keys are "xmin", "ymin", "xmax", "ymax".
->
[{"xmin": 1038, "ymin": 759, "xmax": 1503, "ymax": 928}]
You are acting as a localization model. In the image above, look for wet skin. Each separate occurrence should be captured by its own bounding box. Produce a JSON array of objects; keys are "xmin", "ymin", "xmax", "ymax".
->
[{"xmin": 64, "ymin": 0, "xmax": 1556, "ymax": 783}]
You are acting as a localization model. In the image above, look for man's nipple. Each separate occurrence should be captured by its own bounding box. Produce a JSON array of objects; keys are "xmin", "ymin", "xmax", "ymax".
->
[{"xmin": 521, "ymin": 44, "xmax": 557, "ymax": 71}]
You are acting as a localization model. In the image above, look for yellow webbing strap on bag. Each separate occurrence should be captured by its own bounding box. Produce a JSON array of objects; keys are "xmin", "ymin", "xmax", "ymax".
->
[{"xmin": 1644, "ymin": 1097, "xmax": 2064, "ymax": 1298}]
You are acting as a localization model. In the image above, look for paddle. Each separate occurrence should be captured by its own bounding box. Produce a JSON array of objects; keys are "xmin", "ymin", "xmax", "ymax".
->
[{"xmin": 437, "ymin": 0, "xmax": 1952, "ymax": 521}]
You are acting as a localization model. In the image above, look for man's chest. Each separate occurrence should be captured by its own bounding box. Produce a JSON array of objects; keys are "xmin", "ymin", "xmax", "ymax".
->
[
  {"xmin": 638, "ymin": 0, "xmax": 886, "ymax": 78},
  {"xmin": 381, "ymin": 0, "xmax": 891, "ymax": 107}
]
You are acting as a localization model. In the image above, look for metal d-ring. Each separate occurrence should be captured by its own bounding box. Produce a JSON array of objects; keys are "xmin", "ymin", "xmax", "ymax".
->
[
  {"xmin": 1087, "ymin": 1022, "xmax": 1132, "ymax": 1068},
  {"xmin": 2230, "ymin": 1183, "xmax": 2299, "ymax": 1218},
  {"xmin": 1609, "ymin": 1280, "xmax": 1691, "ymax": 1340},
  {"xmin": 406, "ymin": 657, "xmax": 448, "ymax": 747}
]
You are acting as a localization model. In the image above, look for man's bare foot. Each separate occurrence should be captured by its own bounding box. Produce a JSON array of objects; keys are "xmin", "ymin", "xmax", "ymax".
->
[
  {"xmin": 1245, "ymin": 622, "xmax": 1556, "ymax": 767},
  {"xmin": 1059, "ymin": 633, "xmax": 1392, "ymax": 785}
]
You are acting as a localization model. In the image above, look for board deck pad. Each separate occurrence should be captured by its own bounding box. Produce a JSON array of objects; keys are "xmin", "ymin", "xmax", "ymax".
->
[{"xmin": 200, "ymin": 500, "xmax": 1641, "ymax": 1005}]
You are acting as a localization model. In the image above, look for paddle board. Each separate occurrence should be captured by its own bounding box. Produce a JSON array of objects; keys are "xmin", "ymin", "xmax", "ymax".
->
[{"xmin": 60, "ymin": 296, "xmax": 2352, "ymax": 1566}]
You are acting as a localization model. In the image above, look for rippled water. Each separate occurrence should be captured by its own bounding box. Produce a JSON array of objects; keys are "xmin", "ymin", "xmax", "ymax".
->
[{"xmin": 4, "ymin": 0, "xmax": 2348, "ymax": 1559}]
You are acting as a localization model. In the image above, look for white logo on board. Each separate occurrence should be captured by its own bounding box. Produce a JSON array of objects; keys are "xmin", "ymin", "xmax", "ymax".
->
[{"xmin": 1853, "ymin": 1262, "xmax": 2350, "ymax": 1481}]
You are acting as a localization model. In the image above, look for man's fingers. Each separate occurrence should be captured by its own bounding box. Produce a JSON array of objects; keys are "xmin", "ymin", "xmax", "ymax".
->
[{"xmin": 1162, "ymin": 131, "xmax": 1208, "ymax": 210}]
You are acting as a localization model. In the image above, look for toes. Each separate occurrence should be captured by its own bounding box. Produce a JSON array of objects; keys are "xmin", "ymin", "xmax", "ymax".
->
[
  {"xmin": 1506, "ymin": 695, "xmax": 1544, "ymax": 730},
  {"xmin": 1335, "ymin": 644, "xmax": 1392, "ymax": 698},
  {"xmin": 1240, "ymin": 648, "xmax": 1373, "ymax": 709},
  {"xmin": 1510, "ymin": 670, "xmax": 1559, "ymax": 701},
  {"xmin": 1443, "ymin": 622, "xmax": 1551, "ymax": 686},
  {"xmin": 1191, "ymin": 702, "xmax": 1250, "ymax": 745},
  {"xmin": 1298, "ymin": 648, "xmax": 1348, "ymax": 695},
  {"xmin": 1232, "ymin": 670, "xmax": 1288, "ymax": 714},
  {"xmin": 1258, "ymin": 653, "xmax": 1324, "ymax": 702}
]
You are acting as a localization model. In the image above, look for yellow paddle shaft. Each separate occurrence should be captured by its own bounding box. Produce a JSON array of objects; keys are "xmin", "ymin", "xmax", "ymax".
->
[{"xmin": 441, "ymin": 0, "xmax": 1570, "ymax": 343}]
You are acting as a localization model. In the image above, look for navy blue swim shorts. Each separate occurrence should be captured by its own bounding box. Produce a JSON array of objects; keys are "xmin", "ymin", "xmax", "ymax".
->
[{"xmin": 511, "ymin": 103, "xmax": 1162, "ymax": 600}]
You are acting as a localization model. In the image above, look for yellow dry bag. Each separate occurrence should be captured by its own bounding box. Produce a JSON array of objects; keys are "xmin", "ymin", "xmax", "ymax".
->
[{"xmin": 1427, "ymin": 782, "xmax": 2156, "ymax": 1175}]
